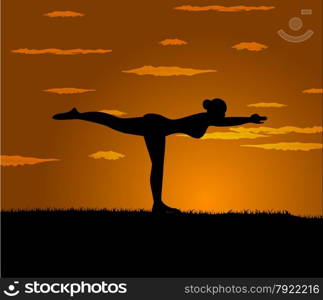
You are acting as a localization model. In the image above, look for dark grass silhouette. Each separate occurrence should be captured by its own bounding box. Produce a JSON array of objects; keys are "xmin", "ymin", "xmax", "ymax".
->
[{"xmin": 2, "ymin": 209, "xmax": 322, "ymax": 277}]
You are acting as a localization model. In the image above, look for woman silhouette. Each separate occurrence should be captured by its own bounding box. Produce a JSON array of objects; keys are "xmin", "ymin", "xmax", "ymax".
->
[{"xmin": 53, "ymin": 98, "xmax": 267, "ymax": 213}]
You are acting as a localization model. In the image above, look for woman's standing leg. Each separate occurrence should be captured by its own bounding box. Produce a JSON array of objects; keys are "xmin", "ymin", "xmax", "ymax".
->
[{"xmin": 144, "ymin": 135, "xmax": 180, "ymax": 213}]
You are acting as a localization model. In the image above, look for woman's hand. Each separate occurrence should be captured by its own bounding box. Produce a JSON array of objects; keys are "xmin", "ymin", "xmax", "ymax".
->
[{"xmin": 250, "ymin": 114, "xmax": 267, "ymax": 124}]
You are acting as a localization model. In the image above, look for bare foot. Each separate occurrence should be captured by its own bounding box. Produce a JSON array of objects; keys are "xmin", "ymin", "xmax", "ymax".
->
[
  {"xmin": 53, "ymin": 108, "xmax": 79, "ymax": 120},
  {"xmin": 152, "ymin": 203, "xmax": 181, "ymax": 214}
]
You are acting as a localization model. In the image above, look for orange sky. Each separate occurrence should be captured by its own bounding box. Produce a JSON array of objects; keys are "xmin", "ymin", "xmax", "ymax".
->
[{"xmin": 1, "ymin": 0, "xmax": 322, "ymax": 216}]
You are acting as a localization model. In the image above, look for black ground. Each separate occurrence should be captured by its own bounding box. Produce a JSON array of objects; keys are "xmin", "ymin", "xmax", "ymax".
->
[{"xmin": 2, "ymin": 210, "xmax": 322, "ymax": 277}]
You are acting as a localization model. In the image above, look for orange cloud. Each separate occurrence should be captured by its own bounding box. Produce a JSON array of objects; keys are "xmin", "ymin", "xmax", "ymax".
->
[
  {"xmin": 178, "ymin": 132, "xmax": 266, "ymax": 140},
  {"xmin": 12, "ymin": 48, "xmax": 112, "ymax": 55},
  {"xmin": 202, "ymin": 132, "xmax": 266, "ymax": 140},
  {"xmin": 1, "ymin": 155, "xmax": 60, "ymax": 167},
  {"xmin": 302, "ymin": 88, "xmax": 323, "ymax": 94},
  {"xmin": 44, "ymin": 88, "xmax": 95, "ymax": 95},
  {"xmin": 89, "ymin": 151, "xmax": 125, "ymax": 160},
  {"xmin": 231, "ymin": 126, "xmax": 323, "ymax": 135},
  {"xmin": 174, "ymin": 5, "xmax": 275, "ymax": 12},
  {"xmin": 241, "ymin": 142, "xmax": 323, "ymax": 151},
  {"xmin": 160, "ymin": 39, "xmax": 187, "ymax": 46},
  {"xmin": 99, "ymin": 110, "xmax": 127, "ymax": 116},
  {"xmin": 232, "ymin": 42, "xmax": 268, "ymax": 51},
  {"xmin": 248, "ymin": 102, "xmax": 287, "ymax": 108},
  {"xmin": 44, "ymin": 11, "xmax": 84, "ymax": 18},
  {"xmin": 122, "ymin": 66, "xmax": 217, "ymax": 76},
  {"xmin": 178, "ymin": 126, "xmax": 322, "ymax": 140}
]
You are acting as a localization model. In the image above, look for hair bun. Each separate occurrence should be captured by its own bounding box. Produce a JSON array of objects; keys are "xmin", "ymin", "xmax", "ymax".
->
[{"xmin": 203, "ymin": 99, "xmax": 211, "ymax": 110}]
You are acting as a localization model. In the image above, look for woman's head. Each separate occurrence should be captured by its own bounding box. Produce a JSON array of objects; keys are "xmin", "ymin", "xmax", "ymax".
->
[{"xmin": 203, "ymin": 98, "xmax": 227, "ymax": 119}]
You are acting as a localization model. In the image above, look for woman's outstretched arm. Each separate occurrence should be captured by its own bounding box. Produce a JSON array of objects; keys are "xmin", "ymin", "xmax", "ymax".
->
[{"xmin": 212, "ymin": 114, "xmax": 267, "ymax": 126}]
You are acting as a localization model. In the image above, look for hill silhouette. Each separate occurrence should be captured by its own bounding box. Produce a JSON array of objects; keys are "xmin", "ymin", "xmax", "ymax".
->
[{"xmin": 2, "ymin": 209, "xmax": 322, "ymax": 277}]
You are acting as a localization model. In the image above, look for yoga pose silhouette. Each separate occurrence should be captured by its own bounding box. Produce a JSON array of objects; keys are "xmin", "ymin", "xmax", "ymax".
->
[{"xmin": 53, "ymin": 98, "xmax": 267, "ymax": 213}]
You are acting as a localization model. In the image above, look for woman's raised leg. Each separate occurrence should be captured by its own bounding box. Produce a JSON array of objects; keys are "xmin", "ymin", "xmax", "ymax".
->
[
  {"xmin": 53, "ymin": 108, "xmax": 119, "ymax": 126},
  {"xmin": 53, "ymin": 108, "xmax": 146, "ymax": 136}
]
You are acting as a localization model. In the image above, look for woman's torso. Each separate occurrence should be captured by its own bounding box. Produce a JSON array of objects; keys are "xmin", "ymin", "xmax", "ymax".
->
[{"xmin": 143, "ymin": 113, "xmax": 209, "ymax": 138}]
